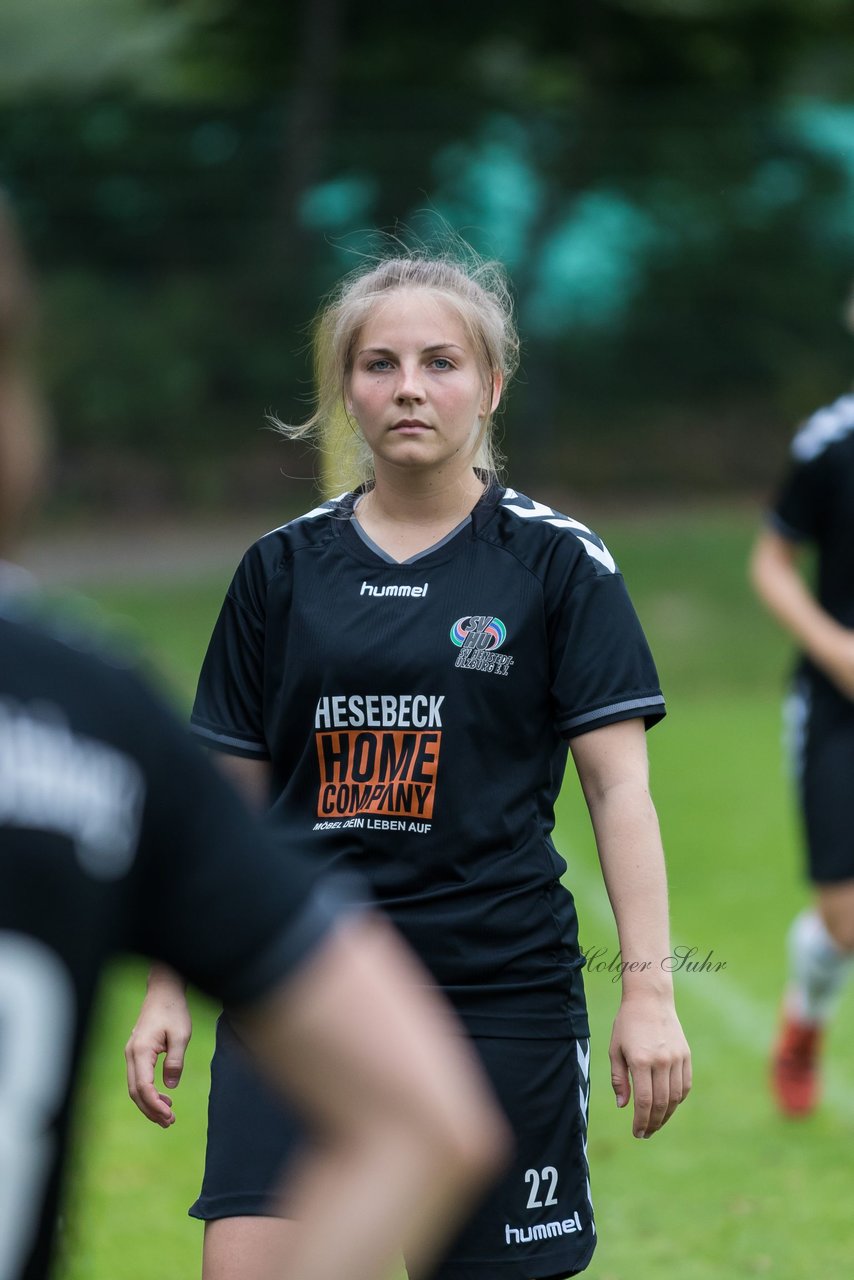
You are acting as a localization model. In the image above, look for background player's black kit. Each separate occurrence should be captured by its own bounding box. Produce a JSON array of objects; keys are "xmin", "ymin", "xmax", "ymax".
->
[{"xmin": 769, "ymin": 396, "xmax": 854, "ymax": 883}]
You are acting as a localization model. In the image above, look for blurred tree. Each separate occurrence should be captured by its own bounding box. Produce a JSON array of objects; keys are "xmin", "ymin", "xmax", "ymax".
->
[
  {"xmin": 4, "ymin": 0, "xmax": 854, "ymax": 506},
  {"xmin": 0, "ymin": 0, "xmax": 204, "ymax": 98}
]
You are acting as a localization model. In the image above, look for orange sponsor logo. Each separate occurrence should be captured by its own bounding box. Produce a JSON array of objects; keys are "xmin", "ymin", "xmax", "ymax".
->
[{"xmin": 315, "ymin": 729, "xmax": 441, "ymax": 819}]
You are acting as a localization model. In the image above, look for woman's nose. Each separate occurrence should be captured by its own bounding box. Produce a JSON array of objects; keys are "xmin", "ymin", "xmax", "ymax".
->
[{"xmin": 395, "ymin": 363, "xmax": 425, "ymax": 402}]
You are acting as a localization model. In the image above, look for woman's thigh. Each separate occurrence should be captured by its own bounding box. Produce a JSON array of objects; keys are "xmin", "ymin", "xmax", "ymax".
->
[{"xmin": 202, "ymin": 1216, "xmax": 298, "ymax": 1280}]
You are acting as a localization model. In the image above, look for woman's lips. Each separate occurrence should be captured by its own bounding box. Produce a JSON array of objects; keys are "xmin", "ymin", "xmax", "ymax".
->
[{"xmin": 392, "ymin": 419, "xmax": 431, "ymax": 433}]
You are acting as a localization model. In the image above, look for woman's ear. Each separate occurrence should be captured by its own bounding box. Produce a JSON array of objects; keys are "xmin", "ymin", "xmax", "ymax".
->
[{"xmin": 482, "ymin": 370, "xmax": 504, "ymax": 417}]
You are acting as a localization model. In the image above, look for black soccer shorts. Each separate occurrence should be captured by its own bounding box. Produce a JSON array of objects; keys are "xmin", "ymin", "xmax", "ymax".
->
[
  {"xmin": 418, "ymin": 1035, "xmax": 596, "ymax": 1280},
  {"xmin": 787, "ymin": 672, "xmax": 854, "ymax": 884},
  {"xmin": 191, "ymin": 1018, "xmax": 596, "ymax": 1279}
]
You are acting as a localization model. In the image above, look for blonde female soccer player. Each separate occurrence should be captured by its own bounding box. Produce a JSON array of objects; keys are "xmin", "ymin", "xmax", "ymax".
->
[{"xmin": 128, "ymin": 246, "xmax": 691, "ymax": 1280}]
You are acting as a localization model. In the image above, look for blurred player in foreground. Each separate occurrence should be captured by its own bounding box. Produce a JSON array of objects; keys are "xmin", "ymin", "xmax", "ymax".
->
[
  {"xmin": 751, "ymin": 299, "xmax": 854, "ymax": 1116},
  {"xmin": 0, "ymin": 193, "xmax": 508, "ymax": 1280}
]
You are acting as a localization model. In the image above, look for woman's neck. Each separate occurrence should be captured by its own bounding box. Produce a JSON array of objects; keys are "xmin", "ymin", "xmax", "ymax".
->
[
  {"xmin": 355, "ymin": 467, "xmax": 487, "ymax": 563},
  {"xmin": 365, "ymin": 464, "xmax": 486, "ymax": 527}
]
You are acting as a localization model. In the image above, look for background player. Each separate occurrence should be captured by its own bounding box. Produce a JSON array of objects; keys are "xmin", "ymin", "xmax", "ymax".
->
[
  {"xmin": 0, "ymin": 193, "xmax": 509, "ymax": 1280},
  {"xmin": 750, "ymin": 332, "xmax": 854, "ymax": 1117},
  {"xmin": 127, "ymin": 245, "xmax": 692, "ymax": 1280}
]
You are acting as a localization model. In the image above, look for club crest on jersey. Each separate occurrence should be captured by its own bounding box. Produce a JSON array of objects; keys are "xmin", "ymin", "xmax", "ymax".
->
[{"xmin": 450, "ymin": 616, "xmax": 514, "ymax": 677}]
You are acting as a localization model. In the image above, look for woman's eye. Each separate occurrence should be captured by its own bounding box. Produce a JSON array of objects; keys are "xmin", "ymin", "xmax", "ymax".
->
[
  {"xmin": 431, "ymin": 357, "xmax": 453, "ymax": 370},
  {"xmin": 367, "ymin": 359, "xmax": 393, "ymax": 372}
]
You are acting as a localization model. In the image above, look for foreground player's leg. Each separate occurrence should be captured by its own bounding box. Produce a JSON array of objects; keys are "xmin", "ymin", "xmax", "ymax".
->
[{"xmin": 772, "ymin": 888, "xmax": 854, "ymax": 1116}]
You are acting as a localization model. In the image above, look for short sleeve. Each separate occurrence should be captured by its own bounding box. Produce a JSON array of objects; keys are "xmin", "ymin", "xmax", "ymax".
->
[
  {"xmin": 547, "ymin": 547, "xmax": 665, "ymax": 739},
  {"xmin": 769, "ymin": 397, "xmax": 854, "ymax": 543},
  {"xmin": 190, "ymin": 547, "xmax": 273, "ymax": 758},
  {"xmin": 769, "ymin": 449, "xmax": 832, "ymax": 545}
]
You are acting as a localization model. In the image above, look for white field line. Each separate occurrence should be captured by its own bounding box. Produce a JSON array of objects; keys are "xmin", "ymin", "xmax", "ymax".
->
[{"xmin": 568, "ymin": 859, "xmax": 854, "ymax": 1120}]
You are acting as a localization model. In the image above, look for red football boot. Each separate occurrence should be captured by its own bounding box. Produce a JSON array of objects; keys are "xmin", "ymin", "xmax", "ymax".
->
[{"xmin": 771, "ymin": 1015, "xmax": 822, "ymax": 1117}]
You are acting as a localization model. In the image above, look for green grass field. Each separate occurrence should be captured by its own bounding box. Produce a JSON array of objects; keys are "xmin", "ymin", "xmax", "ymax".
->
[{"xmin": 53, "ymin": 505, "xmax": 854, "ymax": 1279}]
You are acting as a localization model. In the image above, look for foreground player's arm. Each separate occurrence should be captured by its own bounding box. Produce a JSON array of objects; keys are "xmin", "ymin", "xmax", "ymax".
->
[
  {"xmin": 750, "ymin": 526, "xmax": 854, "ymax": 701},
  {"xmin": 570, "ymin": 718, "xmax": 691, "ymax": 1139},
  {"xmin": 233, "ymin": 911, "xmax": 510, "ymax": 1280},
  {"xmin": 125, "ymin": 752, "xmax": 272, "ymax": 1125}
]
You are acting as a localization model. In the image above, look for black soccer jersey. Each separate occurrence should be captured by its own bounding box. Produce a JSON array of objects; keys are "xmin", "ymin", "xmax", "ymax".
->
[
  {"xmin": 191, "ymin": 484, "xmax": 666, "ymax": 1039},
  {"xmin": 0, "ymin": 593, "xmax": 348, "ymax": 1280},
  {"xmin": 770, "ymin": 393, "xmax": 854, "ymax": 639}
]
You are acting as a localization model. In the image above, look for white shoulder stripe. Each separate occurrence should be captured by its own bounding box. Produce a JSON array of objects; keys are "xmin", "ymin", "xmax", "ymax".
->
[
  {"xmin": 263, "ymin": 492, "xmax": 349, "ymax": 537},
  {"xmin": 501, "ymin": 490, "xmax": 617, "ymax": 573},
  {"xmin": 502, "ymin": 492, "xmax": 555, "ymax": 520},
  {"xmin": 792, "ymin": 394, "xmax": 854, "ymax": 462}
]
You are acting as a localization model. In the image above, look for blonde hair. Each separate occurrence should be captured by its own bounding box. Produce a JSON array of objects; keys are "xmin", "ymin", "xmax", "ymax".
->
[{"xmin": 275, "ymin": 249, "xmax": 520, "ymax": 496}]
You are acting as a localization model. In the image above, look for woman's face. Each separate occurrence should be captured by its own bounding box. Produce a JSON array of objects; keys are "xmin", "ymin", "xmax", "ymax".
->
[{"xmin": 345, "ymin": 288, "xmax": 501, "ymax": 481}]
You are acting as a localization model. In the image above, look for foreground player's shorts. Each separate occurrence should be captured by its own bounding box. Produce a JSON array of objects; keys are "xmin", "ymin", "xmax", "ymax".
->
[{"xmin": 192, "ymin": 1017, "xmax": 596, "ymax": 1279}]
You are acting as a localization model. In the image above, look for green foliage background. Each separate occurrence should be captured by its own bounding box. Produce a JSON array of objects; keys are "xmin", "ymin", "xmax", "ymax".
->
[{"xmin": 4, "ymin": 1, "xmax": 854, "ymax": 513}]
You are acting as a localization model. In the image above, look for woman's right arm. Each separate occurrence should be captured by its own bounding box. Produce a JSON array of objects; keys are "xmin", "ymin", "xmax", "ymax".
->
[
  {"xmin": 750, "ymin": 526, "xmax": 854, "ymax": 700},
  {"xmin": 125, "ymin": 964, "xmax": 191, "ymax": 1126},
  {"xmin": 212, "ymin": 753, "xmax": 273, "ymax": 812},
  {"xmin": 125, "ymin": 753, "xmax": 274, "ymax": 1125}
]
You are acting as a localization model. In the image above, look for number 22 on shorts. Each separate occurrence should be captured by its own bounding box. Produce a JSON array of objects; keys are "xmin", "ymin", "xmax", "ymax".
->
[{"xmin": 524, "ymin": 1165, "xmax": 559, "ymax": 1209}]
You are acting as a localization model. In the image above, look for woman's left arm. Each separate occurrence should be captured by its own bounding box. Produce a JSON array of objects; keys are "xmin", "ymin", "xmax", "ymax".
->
[{"xmin": 570, "ymin": 718, "xmax": 691, "ymax": 1139}]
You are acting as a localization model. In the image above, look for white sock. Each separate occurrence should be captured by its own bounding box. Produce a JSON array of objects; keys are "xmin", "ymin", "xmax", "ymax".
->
[{"xmin": 785, "ymin": 908, "xmax": 853, "ymax": 1024}]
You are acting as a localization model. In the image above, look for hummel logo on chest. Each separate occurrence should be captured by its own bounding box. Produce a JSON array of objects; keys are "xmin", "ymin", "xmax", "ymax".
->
[{"xmin": 360, "ymin": 581, "xmax": 428, "ymax": 598}]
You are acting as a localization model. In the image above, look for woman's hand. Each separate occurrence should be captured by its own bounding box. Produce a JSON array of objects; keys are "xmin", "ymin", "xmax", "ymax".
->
[
  {"xmin": 609, "ymin": 991, "xmax": 691, "ymax": 1138},
  {"xmin": 125, "ymin": 966, "xmax": 192, "ymax": 1128}
]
